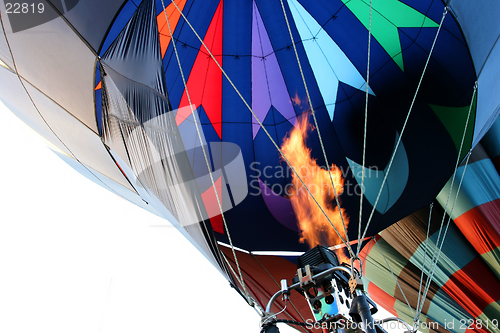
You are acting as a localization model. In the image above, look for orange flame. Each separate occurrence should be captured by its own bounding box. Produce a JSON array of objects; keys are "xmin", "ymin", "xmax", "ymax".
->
[
  {"xmin": 281, "ymin": 116, "xmax": 349, "ymax": 263},
  {"xmin": 291, "ymin": 92, "xmax": 303, "ymax": 107}
]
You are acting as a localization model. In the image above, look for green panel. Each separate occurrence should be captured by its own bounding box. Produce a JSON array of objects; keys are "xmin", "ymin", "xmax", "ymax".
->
[
  {"xmin": 480, "ymin": 247, "xmax": 500, "ymax": 280},
  {"xmin": 430, "ymin": 96, "xmax": 476, "ymax": 161},
  {"xmin": 394, "ymin": 299, "xmax": 415, "ymax": 327},
  {"xmin": 340, "ymin": 0, "xmax": 438, "ymax": 71},
  {"xmin": 364, "ymin": 238, "xmax": 407, "ymax": 299},
  {"xmin": 393, "ymin": 302, "xmax": 431, "ymax": 333},
  {"xmin": 478, "ymin": 301, "xmax": 500, "ymax": 333}
]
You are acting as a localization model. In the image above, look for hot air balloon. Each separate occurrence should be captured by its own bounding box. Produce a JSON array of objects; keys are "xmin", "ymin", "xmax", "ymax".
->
[{"xmin": 0, "ymin": 0, "xmax": 499, "ymax": 332}]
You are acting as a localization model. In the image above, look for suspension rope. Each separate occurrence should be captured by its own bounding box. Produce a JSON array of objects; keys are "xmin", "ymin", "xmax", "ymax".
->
[
  {"xmin": 220, "ymin": 250, "xmax": 248, "ymax": 294},
  {"xmin": 417, "ymin": 149, "xmax": 472, "ymax": 317},
  {"xmin": 161, "ymin": 0, "xmax": 252, "ymax": 303},
  {"xmin": 414, "ymin": 202, "xmax": 433, "ymax": 326},
  {"xmin": 251, "ymin": 254, "xmax": 307, "ymax": 323},
  {"xmin": 279, "ymin": 0, "xmax": 353, "ymax": 258},
  {"xmin": 168, "ymin": 0, "xmax": 353, "ymax": 251},
  {"xmin": 416, "ymin": 81, "xmax": 477, "ymax": 317},
  {"xmin": 375, "ymin": 239, "xmax": 416, "ymax": 318},
  {"xmin": 428, "ymin": 81, "xmax": 477, "ymax": 271},
  {"xmin": 357, "ymin": 7, "xmax": 449, "ymax": 256},
  {"xmin": 360, "ymin": 236, "xmax": 376, "ymax": 276},
  {"xmin": 358, "ymin": 0, "xmax": 373, "ymax": 255}
]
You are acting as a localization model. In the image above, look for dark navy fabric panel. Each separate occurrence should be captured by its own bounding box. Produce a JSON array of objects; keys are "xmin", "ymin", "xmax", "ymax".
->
[
  {"xmin": 99, "ymin": 1, "xmax": 139, "ymax": 56},
  {"xmin": 59, "ymin": 0, "xmax": 129, "ymax": 52}
]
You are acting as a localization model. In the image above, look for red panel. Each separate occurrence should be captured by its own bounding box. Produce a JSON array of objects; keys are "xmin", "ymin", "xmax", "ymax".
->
[
  {"xmin": 454, "ymin": 199, "xmax": 500, "ymax": 255},
  {"xmin": 156, "ymin": 0, "xmax": 187, "ymax": 59},
  {"xmin": 219, "ymin": 247, "xmax": 315, "ymax": 332},
  {"xmin": 209, "ymin": 214, "xmax": 224, "ymax": 234},
  {"xmin": 359, "ymin": 235, "xmax": 380, "ymax": 274},
  {"xmin": 176, "ymin": 0, "xmax": 223, "ymax": 139},
  {"xmin": 442, "ymin": 257, "xmax": 500, "ymax": 318},
  {"xmin": 367, "ymin": 282, "xmax": 398, "ymax": 316},
  {"xmin": 201, "ymin": 176, "xmax": 224, "ymax": 233}
]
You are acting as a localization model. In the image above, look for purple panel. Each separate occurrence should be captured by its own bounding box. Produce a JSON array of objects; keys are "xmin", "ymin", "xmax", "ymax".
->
[
  {"xmin": 251, "ymin": 1, "xmax": 297, "ymax": 138},
  {"xmin": 258, "ymin": 178, "xmax": 299, "ymax": 232}
]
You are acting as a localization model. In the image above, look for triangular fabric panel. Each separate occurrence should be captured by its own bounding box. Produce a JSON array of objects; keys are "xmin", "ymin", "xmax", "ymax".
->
[
  {"xmin": 288, "ymin": 0, "xmax": 374, "ymax": 121},
  {"xmin": 339, "ymin": 0, "xmax": 438, "ymax": 71},
  {"xmin": 201, "ymin": 176, "xmax": 224, "ymax": 234},
  {"xmin": 157, "ymin": 0, "xmax": 188, "ymax": 59},
  {"xmin": 251, "ymin": 1, "xmax": 297, "ymax": 138},
  {"xmin": 176, "ymin": 0, "xmax": 223, "ymax": 139},
  {"xmin": 430, "ymin": 100, "xmax": 476, "ymax": 161},
  {"xmin": 102, "ymin": 0, "xmax": 166, "ymax": 96}
]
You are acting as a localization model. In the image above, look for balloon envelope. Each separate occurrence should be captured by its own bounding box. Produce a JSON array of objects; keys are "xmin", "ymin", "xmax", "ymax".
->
[{"xmin": 0, "ymin": 0, "xmax": 499, "ymax": 330}]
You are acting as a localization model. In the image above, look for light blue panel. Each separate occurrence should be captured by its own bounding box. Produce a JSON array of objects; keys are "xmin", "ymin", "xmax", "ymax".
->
[
  {"xmin": 426, "ymin": 289, "xmax": 471, "ymax": 333},
  {"xmin": 473, "ymin": 41, "xmax": 500, "ymax": 146},
  {"xmin": 437, "ymin": 158, "xmax": 500, "ymax": 219},
  {"xmin": 408, "ymin": 225, "xmax": 476, "ymax": 288},
  {"xmin": 448, "ymin": 0, "xmax": 500, "ymax": 75},
  {"xmin": 347, "ymin": 133, "xmax": 408, "ymax": 213},
  {"xmin": 448, "ymin": 0, "xmax": 500, "ymax": 146},
  {"xmin": 288, "ymin": 0, "xmax": 373, "ymax": 120}
]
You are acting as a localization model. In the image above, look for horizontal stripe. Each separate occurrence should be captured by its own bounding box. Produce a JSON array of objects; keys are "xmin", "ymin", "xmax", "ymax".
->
[
  {"xmin": 479, "ymin": 300, "xmax": 500, "ymax": 333},
  {"xmin": 363, "ymin": 237, "xmax": 405, "ymax": 296},
  {"xmin": 437, "ymin": 159, "xmax": 500, "ymax": 219},
  {"xmin": 403, "ymin": 223, "xmax": 477, "ymax": 288},
  {"xmin": 360, "ymin": 235, "xmax": 381, "ymax": 274},
  {"xmin": 442, "ymin": 257, "xmax": 500, "ymax": 318},
  {"xmin": 381, "ymin": 205, "xmax": 447, "ymax": 261},
  {"xmin": 367, "ymin": 282, "xmax": 397, "ymax": 316},
  {"xmin": 454, "ymin": 199, "xmax": 500, "ymax": 256},
  {"xmin": 397, "ymin": 261, "xmax": 439, "ymax": 313}
]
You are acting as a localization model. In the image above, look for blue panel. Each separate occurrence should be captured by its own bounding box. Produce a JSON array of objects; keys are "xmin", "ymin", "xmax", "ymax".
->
[
  {"xmin": 474, "ymin": 40, "xmax": 500, "ymax": 146},
  {"xmin": 222, "ymin": 0, "xmax": 253, "ymax": 124},
  {"xmin": 449, "ymin": 0, "xmax": 500, "ymax": 74},
  {"xmin": 94, "ymin": 62, "xmax": 102, "ymax": 135},
  {"xmin": 448, "ymin": 0, "xmax": 500, "ymax": 145}
]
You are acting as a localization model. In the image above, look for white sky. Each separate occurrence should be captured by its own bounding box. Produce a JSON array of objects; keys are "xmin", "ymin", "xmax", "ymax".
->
[
  {"xmin": 0, "ymin": 100, "xmax": 400, "ymax": 333},
  {"xmin": 0, "ymin": 101, "xmax": 303, "ymax": 333}
]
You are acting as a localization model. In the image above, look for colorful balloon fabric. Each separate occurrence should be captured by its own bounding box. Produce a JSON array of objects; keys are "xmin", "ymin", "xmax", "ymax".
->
[{"xmin": 0, "ymin": 0, "xmax": 499, "ymax": 331}]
